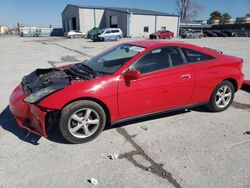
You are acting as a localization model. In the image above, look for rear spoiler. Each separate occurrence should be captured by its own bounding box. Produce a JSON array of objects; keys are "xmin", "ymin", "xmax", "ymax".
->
[{"xmin": 203, "ymin": 47, "xmax": 223, "ymax": 54}]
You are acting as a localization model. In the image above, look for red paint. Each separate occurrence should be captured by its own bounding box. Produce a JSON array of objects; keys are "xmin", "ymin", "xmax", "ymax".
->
[
  {"xmin": 9, "ymin": 41, "xmax": 245, "ymax": 137},
  {"xmin": 243, "ymin": 80, "xmax": 250, "ymax": 86},
  {"xmin": 150, "ymin": 30, "xmax": 174, "ymax": 39}
]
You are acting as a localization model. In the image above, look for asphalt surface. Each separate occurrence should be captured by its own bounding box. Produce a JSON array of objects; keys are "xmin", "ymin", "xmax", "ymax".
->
[{"xmin": 0, "ymin": 36, "xmax": 250, "ymax": 188}]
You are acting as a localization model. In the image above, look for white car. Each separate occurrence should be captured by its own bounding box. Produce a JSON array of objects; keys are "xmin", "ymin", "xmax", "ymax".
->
[{"xmin": 65, "ymin": 30, "xmax": 86, "ymax": 38}]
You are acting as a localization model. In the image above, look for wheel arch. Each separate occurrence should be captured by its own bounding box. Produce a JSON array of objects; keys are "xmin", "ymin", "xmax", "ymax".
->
[
  {"xmin": 44, "ymin": 97, "xmax": 112, "ymax": 132},
  {"xmin": 61, "ymin": 97, "xmax": 111, "ymax": 125},
  {"xmin": 223, "ymin": 78, "xmax": 238, "ymax": 92}
]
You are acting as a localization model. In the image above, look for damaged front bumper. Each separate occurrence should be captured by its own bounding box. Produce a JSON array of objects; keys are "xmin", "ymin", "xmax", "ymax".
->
[{"xmin": 9, "ymin": 85, "xmax": 51, "ymax": 137}]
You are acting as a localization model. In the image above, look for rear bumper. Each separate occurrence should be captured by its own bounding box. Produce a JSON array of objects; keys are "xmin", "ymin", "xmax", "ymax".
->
[
  {"xmin": 243, "ymin": 80, "xmax": 250, "ymax": 86},
  {"xmin": 9, "ymin": 85, "xmax": 48, "ymax": 137}
]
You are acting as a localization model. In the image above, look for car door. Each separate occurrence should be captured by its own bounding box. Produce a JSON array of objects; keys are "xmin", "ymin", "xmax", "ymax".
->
[
  {"xmin": 111, "ymin": 30, "xmax": 118, "ymax": 40},
  {"xmin": 118, "ymin": 47, "xmax": 195, "ymax": 119},
  {"xmin": 104, "ymin": 30, "xmax": 112, "ymax": 40}
]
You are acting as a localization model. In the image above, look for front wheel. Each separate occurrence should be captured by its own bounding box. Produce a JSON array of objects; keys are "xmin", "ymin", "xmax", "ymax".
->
[
  {"xmin": 207, "ymin": 81, "xmax": 235, "ymax": 112},
  {"xmin": 116, "ymin": 36, "xmax": 121, "ymax": 41},
  {"xmin": 59, "ymin": 100, "xmax": 106, "ymax": 144}
]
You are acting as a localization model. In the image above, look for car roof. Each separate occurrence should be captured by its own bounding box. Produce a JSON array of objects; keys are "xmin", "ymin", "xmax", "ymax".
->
[
  {"xmin": 126, "ymin": 40, "xmax": 185, "ymax": 48},
  {"xmin": 125, "ymin": 40, "xmax": 223, "ymax": 57}
]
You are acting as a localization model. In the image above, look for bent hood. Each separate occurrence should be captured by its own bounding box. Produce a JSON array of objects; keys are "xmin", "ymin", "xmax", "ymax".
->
[
  {"xmin": 22, "ymin": 68, "xmax": 71, "ymax": 103},
  {"xmin": 22, "ymin": 63, "xmax": 96, "ymax": 104}
]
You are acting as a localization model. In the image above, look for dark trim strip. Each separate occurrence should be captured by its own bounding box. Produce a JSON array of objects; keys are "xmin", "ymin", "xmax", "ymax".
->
[{"xmin": 112, "ymin": 101, "xmax": 208, "ymax": 125}]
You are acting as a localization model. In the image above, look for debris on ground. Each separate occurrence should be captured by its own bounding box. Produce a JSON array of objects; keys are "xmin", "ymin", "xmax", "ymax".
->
[
  {"xmin": 141, "ymin": 126, "xmax": 149, "ymax": 131},
  {"xmin": 88, "ymin": 178, "xmax": 98, "ymax": 185},
  {"xmin": 243, "ymin": 131, "xmax": 250, "ymax": 135},
  {"xmin": 99, "ymin": 153, "xmax": 119, "ymax": 160},
  {"xmin": 147, "ymin": 167, "xmax": 151, "ymax": 171}
]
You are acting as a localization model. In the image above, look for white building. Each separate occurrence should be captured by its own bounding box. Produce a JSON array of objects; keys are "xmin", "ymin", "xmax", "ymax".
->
[{"xmin": 62, "ymin": 4, "xmax": 180, "ymax": 37}]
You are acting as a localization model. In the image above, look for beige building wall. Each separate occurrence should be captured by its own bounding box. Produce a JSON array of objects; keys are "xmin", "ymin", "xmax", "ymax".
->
[
  {"xmin": 79, "ymin": 8, "xmax": 105, "ymax": 33},
  {"xmin": 95, "ymin": 9, "xmax": 106, "ymax": 28},
  {"xmin": 156, "ymin": 16, "xmax": 179, "ymax": 36},
  {"xmin": 129, "ymin": 14, "xmax": 155, "ymax": 38},
  {"xmin": 79, "ymin": 9, "xmax": 94, "ymax": 33}
]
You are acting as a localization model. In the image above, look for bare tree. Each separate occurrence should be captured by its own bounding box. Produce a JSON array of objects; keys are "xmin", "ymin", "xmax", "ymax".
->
[{"xmin": 176, "ymin": 0, "xmax": 203, "ymax": 22}]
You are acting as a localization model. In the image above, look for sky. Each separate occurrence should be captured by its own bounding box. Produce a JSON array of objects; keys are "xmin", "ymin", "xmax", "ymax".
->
[{"xmin": 0, "ymin": 0, "xmax": 249, "ymax": 28}]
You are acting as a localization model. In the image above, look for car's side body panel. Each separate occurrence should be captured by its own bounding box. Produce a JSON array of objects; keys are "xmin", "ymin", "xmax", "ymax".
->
[{"xmin": 118, "ymin": 64, "xmax": 195, "ymax": 119}]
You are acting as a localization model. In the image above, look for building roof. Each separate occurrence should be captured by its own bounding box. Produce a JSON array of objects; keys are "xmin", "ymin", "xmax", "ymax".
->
[{"xmin": 63, "ymin": 4, "xmax": 179, "ymax": 17}]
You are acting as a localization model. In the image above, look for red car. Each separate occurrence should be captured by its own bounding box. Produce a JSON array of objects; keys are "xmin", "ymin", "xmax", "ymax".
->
[
  {"xmin": 149, "ymin": 30, "xmax": 174, "ymax": 39},
  {"xmin": 9, "ymin": 41, "xmax": 244, "ymax": 143}
]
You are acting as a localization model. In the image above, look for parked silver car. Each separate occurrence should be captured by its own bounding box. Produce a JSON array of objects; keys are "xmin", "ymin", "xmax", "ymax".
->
[
  {"xmin": 92, "ymin": 28, "xmax": 123, "ymax": 41},
  {"xmin": 181, "ymin": 30, "xmax": 203, "ymax": 38},
  {"xmin": 65, "ymin": 30, "xmax": 86, "ymax": 38}
]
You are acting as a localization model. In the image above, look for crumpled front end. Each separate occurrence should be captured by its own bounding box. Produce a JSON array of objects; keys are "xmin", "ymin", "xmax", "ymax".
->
[{"xmin": 9, "ymin": 85, "xmax": 48, "ymax": 137}]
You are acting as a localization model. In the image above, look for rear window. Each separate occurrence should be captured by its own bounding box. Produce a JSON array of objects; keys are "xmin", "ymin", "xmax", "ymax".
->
[{"xmin": 181, "ymin": 48, "xmax": 215, "ymax": 63}]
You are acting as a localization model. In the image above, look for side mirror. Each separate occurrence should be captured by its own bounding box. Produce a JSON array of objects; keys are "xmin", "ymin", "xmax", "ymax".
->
[{"xmin": 124, "ymin": 69, "xmax": 141, "ymax": 80}]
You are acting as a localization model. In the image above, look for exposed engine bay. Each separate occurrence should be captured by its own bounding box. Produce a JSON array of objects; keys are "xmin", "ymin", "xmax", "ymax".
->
[{"xmin": 22, "ymin": 63, "xmax": 96, "ymax": 103}]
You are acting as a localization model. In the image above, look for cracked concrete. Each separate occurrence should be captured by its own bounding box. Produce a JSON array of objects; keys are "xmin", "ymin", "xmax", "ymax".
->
[
  {"xmin": 117, "ymin": 127, "xmax": 182, "ymax": 188},
  {"xmin": 0, "ymin": 36, "xmax": 250, "ymax": 188}
]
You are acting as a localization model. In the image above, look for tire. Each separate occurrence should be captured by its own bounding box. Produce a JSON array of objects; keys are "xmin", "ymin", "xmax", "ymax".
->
[
  {"xmin": 59, "ymin": 100, "xmax": 106, "ymax": 144},
  {"xmin": 207, "ymin": 80, "xmax": 235, "ymax": 112},
  {"xmin": 116, "ymin": 36, "xmax": 121, "ymax": 41}
]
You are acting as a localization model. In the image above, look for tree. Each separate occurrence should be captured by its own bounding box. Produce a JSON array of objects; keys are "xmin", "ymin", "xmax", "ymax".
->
[
  {"xmin": 245, "ymin": 13, "xmax": 250, "ymax": 18},
  {"xmin": 219, "ymin": 13, "xmax": 231, "ymax": 24},
  {"xmin": 207, "ymin": 11, "xmax": 222, "ymax": 24},
  {"xmin": 176, "ymin": 0, "xmax": 203, "ymax": 22}
]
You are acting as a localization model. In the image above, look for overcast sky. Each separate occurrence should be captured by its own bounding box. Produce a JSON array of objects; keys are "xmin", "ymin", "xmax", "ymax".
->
[{"xmin": 0, "ymin": 0, "xmax": 249, "ymax": 27}]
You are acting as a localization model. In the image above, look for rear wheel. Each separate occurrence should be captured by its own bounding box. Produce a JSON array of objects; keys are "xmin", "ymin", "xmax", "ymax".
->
[
  {"xmin": 207, "ymin": 81, "xmax": 234, "ymax": 112},
  {"xmin": 59, "ymin": 100, "xmax": 106, "ymax": 144}
]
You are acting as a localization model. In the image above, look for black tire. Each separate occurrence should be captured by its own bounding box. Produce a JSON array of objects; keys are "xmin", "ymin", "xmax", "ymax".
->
[
  {"xmin": 59, "ymin": 100, "xmax": 106, "ymax": 144},
  {"xmin": 207, "ymin": 80, "xmax": 235, "ymax": 112},
  {"xmin": 116, "ymin": 36, "xmax": 121, "ymax": 41}
]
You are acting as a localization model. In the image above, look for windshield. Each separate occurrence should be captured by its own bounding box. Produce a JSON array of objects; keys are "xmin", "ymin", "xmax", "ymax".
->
[{"xmin": 84, "ymin": 44, "xmax": 145, "ymax": 74}]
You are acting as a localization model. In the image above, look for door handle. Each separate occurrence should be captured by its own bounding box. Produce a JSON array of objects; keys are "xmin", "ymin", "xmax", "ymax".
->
[{"xmin": 181, "ymin": 74, "xmax": 191, "ymax": 79}]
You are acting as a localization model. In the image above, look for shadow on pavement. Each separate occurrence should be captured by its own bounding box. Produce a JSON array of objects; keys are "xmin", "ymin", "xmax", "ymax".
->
[
  {"xmin": 0, "ymin": 106, "xmax": 41, "ymax": 145},
  {"xmin": 241, "ymin": 82, "xmax": 250, "ymax": 94}
]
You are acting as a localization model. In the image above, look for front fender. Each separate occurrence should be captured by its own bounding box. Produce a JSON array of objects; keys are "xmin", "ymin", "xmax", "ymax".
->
[{"xmin": 38, "ymin": 75, "xmax": 120, "ymax": 121}]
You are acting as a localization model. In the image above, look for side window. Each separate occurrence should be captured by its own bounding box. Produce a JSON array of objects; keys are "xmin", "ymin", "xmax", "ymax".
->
[
  {"xmin": 105, "ymin": 30, "xmax": 111, "ymax": 34},
  {"xmin": 181, "ymin": 48, "xmax": 215, "ymax": 63},
  {"xmin": 111, "ymin": 30, "xmax": 119, "ymax": 33},
  {"xmin": 131, "ymin": 47, "xmax": 184, "ymax": 74},
  {"xmin": 144, "ymin": 26, "xmax": 149, "ymax": 32}
]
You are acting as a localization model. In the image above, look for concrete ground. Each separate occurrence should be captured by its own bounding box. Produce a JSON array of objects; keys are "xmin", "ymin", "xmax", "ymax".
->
[{"xmin": 0, "ymin": 36, "xmax": 250, "ymax": 188}]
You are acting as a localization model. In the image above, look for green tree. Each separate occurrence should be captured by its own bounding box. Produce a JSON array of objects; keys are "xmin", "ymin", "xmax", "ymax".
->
[
  {"xmin": 210, "ymin": 11, "xmax": 222, "ymax": 20},
  {"xmin": 219, "ymin": 13, "xmax": 231, "ymax": 24}
]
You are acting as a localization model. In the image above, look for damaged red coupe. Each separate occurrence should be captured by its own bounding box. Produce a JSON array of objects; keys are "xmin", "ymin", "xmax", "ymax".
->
[{"xmin": 9, "ymin": 40, "xmax": 244, "ymax": 143}]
